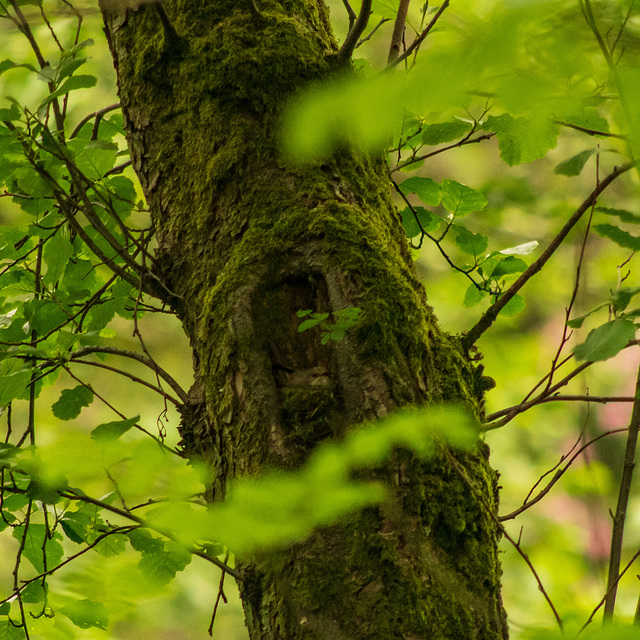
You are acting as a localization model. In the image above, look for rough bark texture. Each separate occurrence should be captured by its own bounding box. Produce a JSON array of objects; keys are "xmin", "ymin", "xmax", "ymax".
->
[{"xmin": 100, "ymin": 1, "xmax": 508, "ymax": 638}]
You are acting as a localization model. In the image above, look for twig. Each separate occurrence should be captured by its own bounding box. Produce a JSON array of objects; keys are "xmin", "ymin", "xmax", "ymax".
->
[
  {"xmin": 57, "ymin": 489, "xmax": 242, "ymax": 580},
  {"xmin": 387, "ymin": 0, "xmax": 411, "ymax": 64},
  {"xmin": 556, "ymin": 120, "xmax": 625, "ymax": 139},
  {"xmin": 463, "ymin": 162, "xmax": 634, "ymax": 349},
  {"xmin": 483, "ymin": 361, "xmax": 594, "ymax": 429},
  {"xmin": 208, "ymin": 551, "xmax": 230, "ymax": 636},
  {"xmin": 604, "ymin": 358, "xmax": 640, "ymax": 619},
  {"xmin": 500, "ymin": 428, "xmax": 627, "ymax": 521},
  {"xmin": 545, "ymin": 172, "xmax": 597, "ymax": 391},
  {"xmin": 69, "ymin": 345, "xmax": 188, "ymax": 404},
  {"xmin": 392, "ymin": 133, "xmax": 495, "ymax": 172},
  {"xmin": 581, "ymin": 548, "xmax": 640, "ymax": 631},
  {"xmin": 388, "ymin": 0, "xmax": 450, "ymax": 68},
  {"xmin": 338, "ymin": 0, "xmax": 372, "ymax": 62},
  {"xmin": 357, "ymin": 17, "xmax": 390, "ymax": 47},
  {"xmin": 0, "ymin": 526, "xmax": 138, "ymax": 607},
  {"xmin": 342, "ymin": 0, "xmax": 356, "ymax": 30},
  {"xmin": 70, "ymin": 103, "xmax": 120, "ymax": 139}
]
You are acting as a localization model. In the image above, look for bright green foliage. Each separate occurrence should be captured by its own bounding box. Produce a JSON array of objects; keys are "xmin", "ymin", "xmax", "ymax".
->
[
  {"xmin": 297, "ymin": 307, "xmax": 362, "ymax": 344},
  {"xmin": 573, "ymin": 319, "xmax": 637, "ymax": 362},
  {"xmin": 59, "ymin": 600, "xmax": 109, "ymax": 630},
  {"xmin": 1, "ymin": 0, "xmax": 640, "ymax": 638}
]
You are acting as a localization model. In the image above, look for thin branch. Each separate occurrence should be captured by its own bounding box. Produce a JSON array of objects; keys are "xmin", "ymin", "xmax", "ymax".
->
[
  {"xmin": 70, "ymin": 103, "xmax": 120, "ymax": 140},
  {"xmin": 392, "ymin": 133, "xmax": 495, "ymax": 172},
  {"xmin": 69, "ymin": 345, "xmax": 188, "ymax": 404},
  {"xmin": 483, "ymin": 360, "xmax": 594, "ymax": 429},
  {"xmin": 500, "ymin": 428, "xmax": 627, "ymax": 521},
  {"xmin": 357, "ymin": 17, "xmax": 390, "ymax": 48},
  {"xmin": 338, "ymin": 0, "xmax": 372, "ymax": 62},
  {"xmin": 58, "ymin": 488, "xmax": 242, "ymax": 580},
  {"xmin": 545, "ymin": 181, "xmax": 597, "ymax": 391},
  {"xmin": 208, "ymin": 551, "xmax": 230, "ymax": 636},
  {"xmin": 387, "ymin": 0, "xmax": 411, "ymax": 64},
  {"xmin": 556, "ymin": 120, "xmax": 625, "ymax": 139},
  {"xmin": 69, "ymin": 358, "xmax": 182, "ymax": 407},
  {"xmin": 581, "ymin": 548, "xmax": 640, "ymax": 631},
  {"xmin": 604, "ymin": 359, "xmax": 640, "ymax": 620},
  {"xmin": 388, "ymin": 0, "xmax": 450, "ymax": 69},
  {"xmin": 463, "ymin": 162, "xmax": 635, "ymax": 349},
  {"xmin": 0, "ymin": 526, "xmax": 138, "ymax": 607},
  {"xmin": 342, "ymin": 0, "xmax": 357, "ymax": 30}
]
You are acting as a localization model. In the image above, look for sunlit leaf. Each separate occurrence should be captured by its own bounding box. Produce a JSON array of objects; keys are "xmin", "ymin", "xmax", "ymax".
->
[
  {"xmin": 59, "ymin": 599, "xmax": 109, "ymax": 630},
  {"xmin": 441, "ymin": 180, "xmax": 487, "ymax": 216},
  {"xmin": 422, "ymin": 121, "xmax": 471, "ymax": 145},
  {"xmin": 573, "ymin": 319, "xmax": 636, "ymax": 362},
  {"xmin": 484, "ymin": 114, "xmax": 558, "ymax": 165},
  {"xmin": 399, "ymin": 176, "xmax": 441, "ymax": 206}
]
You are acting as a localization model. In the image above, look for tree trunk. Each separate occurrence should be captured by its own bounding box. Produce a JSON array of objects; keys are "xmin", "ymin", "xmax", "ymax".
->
[{"xmin": 100, "ymin": 1, "xmax": 508, "ymax": 638}]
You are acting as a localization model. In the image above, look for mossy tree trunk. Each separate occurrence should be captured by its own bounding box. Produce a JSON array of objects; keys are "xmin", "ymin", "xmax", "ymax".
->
[{"xmin": 100, "ymin": 1, "xmax": 508, "ymax": 638}]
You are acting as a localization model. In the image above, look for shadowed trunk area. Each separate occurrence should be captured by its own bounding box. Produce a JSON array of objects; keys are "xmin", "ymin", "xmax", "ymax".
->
[{"xmin": 100, "ymin": 1, "xmax": 508, "ymax": 637}]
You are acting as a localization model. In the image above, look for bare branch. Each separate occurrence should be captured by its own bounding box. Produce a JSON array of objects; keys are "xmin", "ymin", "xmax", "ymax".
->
[
  {"xmin": 604, "ymin": 359, "xmax": 640, "ymax": 619},
  {"xmin": 387, "ymin": 0, "xmax": 411, "ymax": 64},
  {"xmin": 338, "ymin": 0, "xmax": 372, "ymax": 62},
  {"xmin": 388, "ymin": 0, "xmax": 450, "ymax": 68},
  {"xmin": 464, "ymin": 162, "xmax": 635, "ymax": 349}
]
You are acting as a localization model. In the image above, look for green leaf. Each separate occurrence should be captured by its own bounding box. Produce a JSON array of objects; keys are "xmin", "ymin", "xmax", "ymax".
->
[
  {"xmin": 454, "ymin": 226, "xmax": 488, "ymax": 256},
  {"xmin": 91, "ymin": 415, "xmax": 139, "ymax": 442},
  {"xmin": 42, "ymin": 232, "xmax": 73, "ymax": 287},
  {"xmin": 399, "ymin": 207, "xmax": 440, "ymax": 238},
  {"xmin": 596, "ymin": 207, "xmax": 640, "ymax": 224},
  {"xmin": 490, "ymin": 256, "xmax": 527, "ymax": 278},
  {"xmin": 12, "ymin": 525, "xmax": 64, "ymax": 573},
  {"xmin": 0, "ymin": 101, "xmax": 20, "ymax": 121},
  {"xmin": 45, "ymin": 74, "xmax": 97, "ymax": 101},
  {"xmin": 73, "ymin": 140, "xmax": 118, "ymax": 179},
  {"xmin": 0, "ymin": 602, "xmax": 9, "ymax": 616},
  {"xmin": 499, "ymin": 294, "xmax": 526, "ymax": 317},
  {"xmin": 138, "ymin": 540, "xmax": 192, "ymax": 584},
  {"xmin": 51, "ymin": 385, "xmax": 94, "ymax": 420},
  {"xmin": 59, "ymin": 599, "xmax": 109, "ymax": 630},
  {"xmin": 573, "ymin": 319, "xmax": 636, "ymax": 362},
  {"xmin": 463, "ymin": 285, "xmax": 489, "ymax": 308},
  {"xmin": 484, "ymin": 114, "xmax": 558, "ymax": 165},
  {"xmin": 562, "ymin": 109, "xmax": 610, "ymax": 134},
  {"xmin": 399, "ymin": 176, "xmax": 441, "ymax": 206},
  {"xmin": 0, "ymin": 369, "xmax": 32, "ymax": 407},
  {"xmin": 554, "ymin": 149, "xmax": 597, "ymax": 176},
  {"xmin": 594, "ymin": 224, "xmax": 640, "ymax": 251},
  {"xmin": 0, "ymin": 620, "xmax": 26, "ymax": 639},
  {"xmin": 20, "ymin": 581, "xmax": 46, "ymax": 604},
  {"xmin": 441, "ymin": 180, "xmax": 487, "ymax": 216},
  {"xmin": 128, "ymin": 529, "xmax": 191, "ymax": 584},
  {"xmin": 422, "ymin": 121, "xmax": 471, "ymax": 145},
  {"xmin": 60, "ymin": 519, "xmax": 86, "ymax": 544}
]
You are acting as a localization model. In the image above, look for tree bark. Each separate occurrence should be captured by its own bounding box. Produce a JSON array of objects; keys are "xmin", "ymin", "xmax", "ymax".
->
[{"xmin": 100, "ymin": 1, "xmax": 508, "ymax": 638}]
